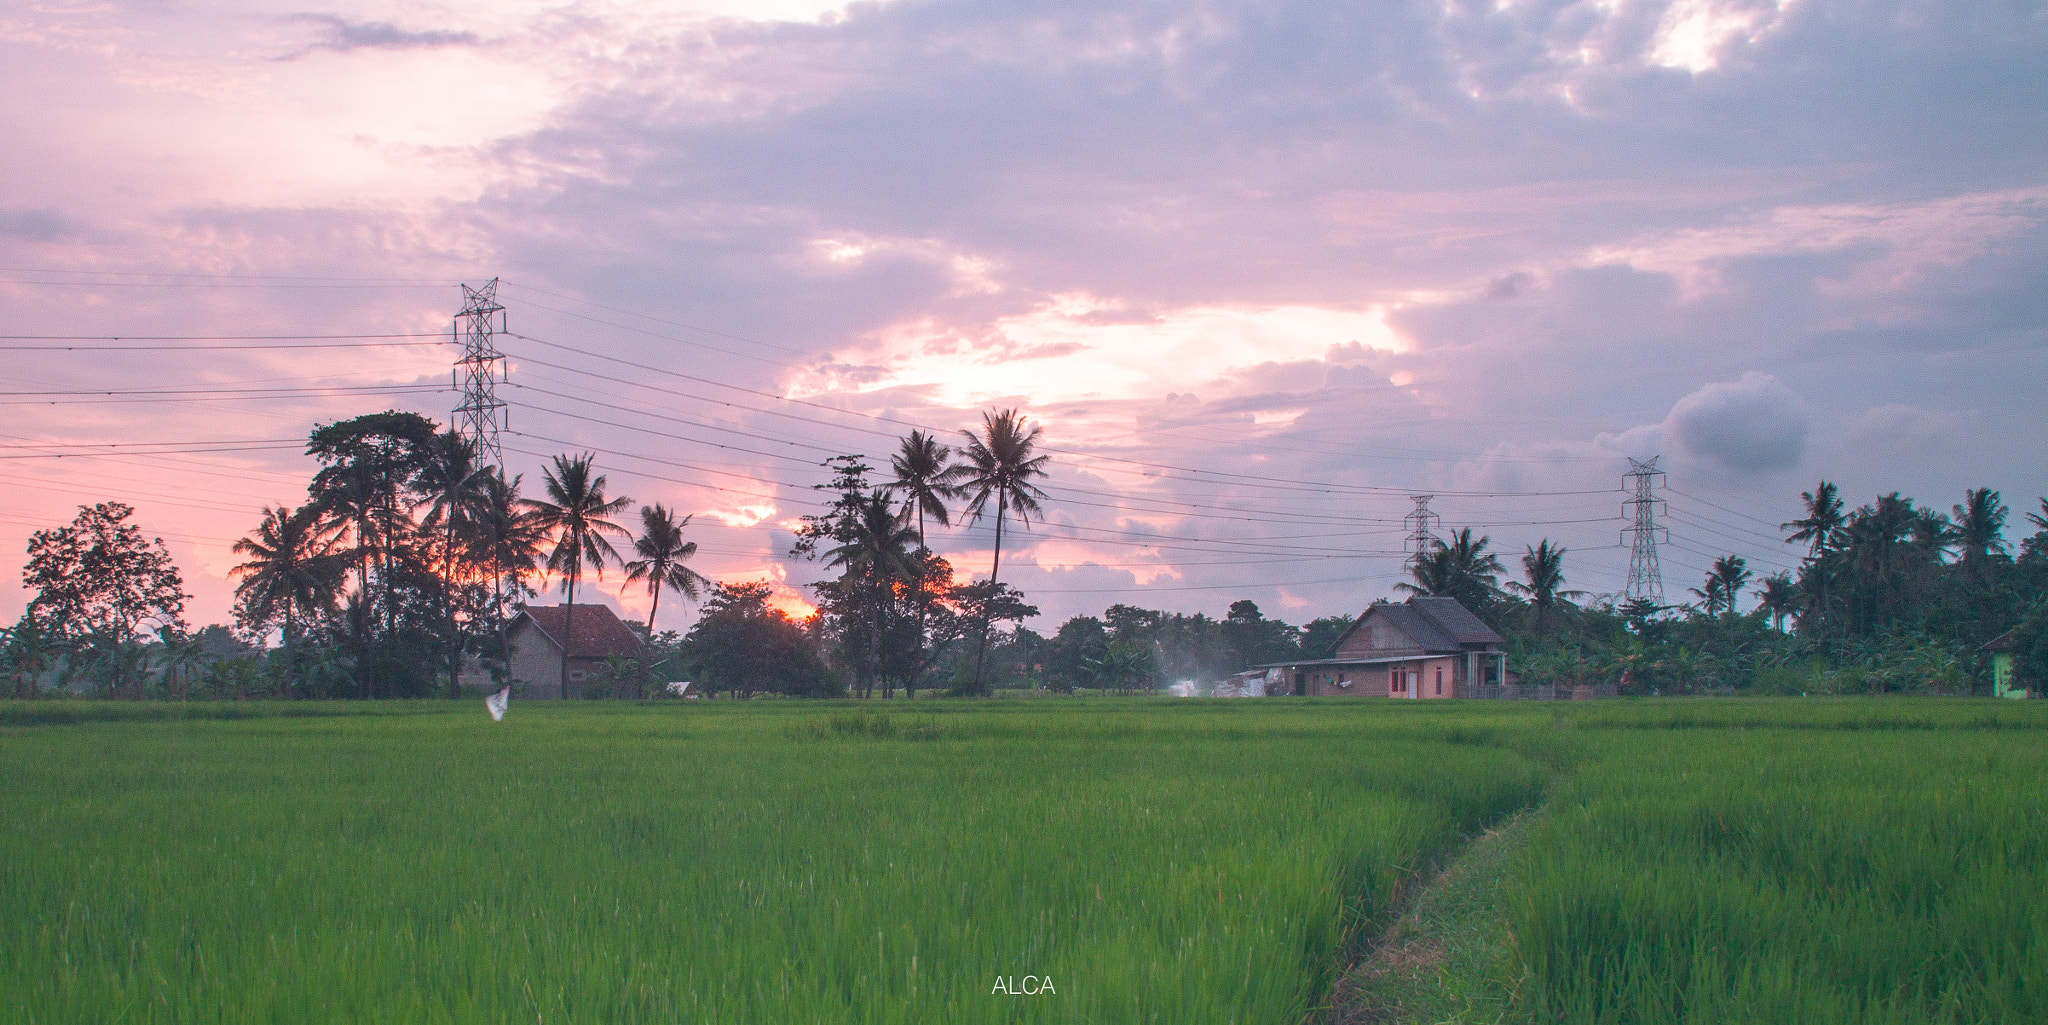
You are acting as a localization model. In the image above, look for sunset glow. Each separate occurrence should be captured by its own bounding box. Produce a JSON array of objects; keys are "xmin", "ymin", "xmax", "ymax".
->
[{"xmin": 0, "ymin": 0, "xmax": 2040, "ymax": 635}]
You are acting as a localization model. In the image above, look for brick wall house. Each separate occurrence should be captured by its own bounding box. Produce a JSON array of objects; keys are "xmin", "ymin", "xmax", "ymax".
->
[
  {"xmin": 505, "ymin": 604, "xmax": 645, "ymax": 699},
  {"xmin": 1255, "ymin": 596, "xmax": 1508, "ymax": 698}
]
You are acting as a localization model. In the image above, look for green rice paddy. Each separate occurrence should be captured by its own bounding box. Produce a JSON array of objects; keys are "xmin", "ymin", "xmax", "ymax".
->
[{"xmin": 2, "ymin": 698, "xmax": 2043, "ymax": 1024}]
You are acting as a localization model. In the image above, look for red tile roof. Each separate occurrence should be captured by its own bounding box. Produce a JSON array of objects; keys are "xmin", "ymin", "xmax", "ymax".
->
[{"xmin": 514, "ymin": 604, "xmax": 645, "ymax": 659}]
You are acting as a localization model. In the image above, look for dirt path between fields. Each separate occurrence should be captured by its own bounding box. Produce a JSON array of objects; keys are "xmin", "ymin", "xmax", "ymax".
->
[{"xmin": 1321, "ymin": 809, "xmax": 1539, "ymax": 1025}]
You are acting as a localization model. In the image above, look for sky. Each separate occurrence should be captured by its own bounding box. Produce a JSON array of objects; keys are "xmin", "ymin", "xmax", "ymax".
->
[{"xmin": 3, "ymin": 0, "xmax": 2044, "ymax": 636}]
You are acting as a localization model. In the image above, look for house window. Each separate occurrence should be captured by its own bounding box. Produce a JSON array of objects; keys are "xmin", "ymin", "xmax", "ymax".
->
[
  {"xmin": 570, "ymin": 670, "xmax": 587, "ymax": 680},
  {"xmin": 1436, "ymin": 667, "xmax": 1443, "ymax": 695}
]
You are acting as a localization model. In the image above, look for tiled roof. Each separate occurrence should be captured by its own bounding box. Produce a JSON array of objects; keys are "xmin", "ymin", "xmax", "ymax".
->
[
  {"xmin": 1406, "ymin": 596, "xmax": 1504, "ymax": 646},
  {"xmin": 1325, "ymin": 595, "xmax": 1503, "ymax": 657},
  {"xmin": 514, "ymin": 604, "xmax": 645, "ymax": 659},
  {"xmin": 1375, "ymin": 603, "xmax": 1461, "ymax": 653}
]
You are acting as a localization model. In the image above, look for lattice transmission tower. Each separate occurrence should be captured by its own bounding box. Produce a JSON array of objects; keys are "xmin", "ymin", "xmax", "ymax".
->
[
  {"xmin": 452, "ymin": 279, "xmax": 508, "ymax": 473},
  {"xmin": 1403, "ymin": 495, "xmax": 1443, "ymax": 573},
  {"xmin": 1622, "ymin": 457, "xmax": 1668, "ymax": 604}
]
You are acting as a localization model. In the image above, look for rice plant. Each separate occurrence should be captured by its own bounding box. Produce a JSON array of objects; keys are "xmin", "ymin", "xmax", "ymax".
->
[{"xmin": 0, "ymin": 700, "xmax": 1545, "ymax": 1024}]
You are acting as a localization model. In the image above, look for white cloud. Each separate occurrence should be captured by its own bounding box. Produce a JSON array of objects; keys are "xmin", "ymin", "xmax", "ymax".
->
[{"xmin": 796, "ymin": 296, "xmax": 1409, "ymax": 407}]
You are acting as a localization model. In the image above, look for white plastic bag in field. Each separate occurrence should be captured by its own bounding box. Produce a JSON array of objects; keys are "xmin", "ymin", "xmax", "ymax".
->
[{"xmin": 486, "ymin": 686, "xmax": 510, "ymax": 722}]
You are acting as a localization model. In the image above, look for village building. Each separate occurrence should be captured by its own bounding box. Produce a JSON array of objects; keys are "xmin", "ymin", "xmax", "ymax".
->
[
  {"xmin": 1252, "ymin": 596, "xmax": 1508, "ymax": 698},
  {"xmin": 1981, "ymin": 628, "xmax": 2031, "ymax": 699},
  {"xmin": 505, "ymin": 604, "xmax": 645, "ymax": 699}
]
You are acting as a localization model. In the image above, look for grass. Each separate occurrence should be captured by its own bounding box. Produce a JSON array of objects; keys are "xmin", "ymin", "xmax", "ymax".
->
[
  {"xmin": 0, "ymin": 699, "xmax": 1546, "ymax": 1024},
  {"xmin": 1327, "ymin": 809, "xmax": 1539, "ymax": 1024},
  {"xmin": 1507, "ymin": 716, "xmax": 2048, "ymax": 1024},
  {"xmin": 5, "ymin": 696, "xmax": 2044, "ymax": 1024}
]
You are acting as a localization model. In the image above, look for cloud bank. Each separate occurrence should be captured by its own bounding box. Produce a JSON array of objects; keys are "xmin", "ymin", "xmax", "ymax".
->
[{"xmin": 0, "ymin": 0, "xmax": 2042, "ymax": 628}]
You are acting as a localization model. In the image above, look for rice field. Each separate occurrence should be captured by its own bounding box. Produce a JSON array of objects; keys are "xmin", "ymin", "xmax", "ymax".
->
[
  {"xmin": 1, "ymin": 698, "xmax": 2042, "ymax": 1024},
  {"xmin": 0, "ymin": 700, "xmax": 1545, "ymax": 1024},
  {"xmin": 1507, "ymin": 711, "xmax": 2048, "ymax": 1025}
]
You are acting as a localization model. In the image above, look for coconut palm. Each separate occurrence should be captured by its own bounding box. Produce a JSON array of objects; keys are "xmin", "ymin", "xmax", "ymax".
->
[
  {"xmin": 232, "ymin": 503, "xmax": 346, "ymax": 694},
  {"xmin": 889, "ymin": 430, "xmax": 966, "ymax": 549},
  {"xmin": 1758, "ymin": 573, "xmax": 1797, "ymax": 631},
  {"xmin": 1951, "ymin": 487, "xmax": 2008, "ymax": 575},
  {"xmin": 1397, "ymin": 528, "xmax": 1503, "ymax": 611},
  {"xmin": 522, "ymin": 453, "xmax": 632, "ymax": 699},
  {"xmin": 1689, "ymin": 576, "xmax": 1727, "ymax": 617},
  {"xmin": 824, "ymin": 491, "xmax": 921, "ymax": 698},
  {"xmin": 415, "ymin": 433, "xmax": 494, "ymax": 697},
  {"xmin": 1506, "ymin": 538, "xmax": 1583, "ymax": 627},
  {"xmin": 1784, "ymin": 481, "xmax": 1846, "ymax": 646},
  {"xmin": 471, "ymin": 470, "xmax": 546, "ymax": 607},
  {"xmin": 624, "ymin": 504, "xmax": 712, "ymax": 637},
  {"xmin": 1783, "ymin": 481, "xmax": 1846, "ymax": 555},
  {"xmin": 958, "ymin": 409, "xmax": 1053, "ymax": 692},
  {"xmin": 1713, "ymin": 554, "xmax": 1751, "ymax": 614}
]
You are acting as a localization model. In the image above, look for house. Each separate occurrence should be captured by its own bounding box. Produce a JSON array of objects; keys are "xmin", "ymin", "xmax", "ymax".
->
[
  {"xmin": 1982, "ymin": 629, "xmax": 2029, "ymax": 699},
  {"xmin": 505, "ymin": 604, "xmax": 646, "ymax": 699},
  {"xmin": 1254, "ymin": 596, "xmax": 1507, "ymax": 698}
]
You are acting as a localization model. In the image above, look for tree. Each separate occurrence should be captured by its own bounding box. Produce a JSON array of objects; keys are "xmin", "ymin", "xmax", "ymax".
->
[
  {"xmin": 1397, "ymin": 528, "xmax": 1503, "ymax": 612},
  {"xmin": 1086, "ymin": 638, "xmax": 1155, "ymax": 695},
  {"xmin": 1507, "ymin": 539, "xmax": 1583, "ymax": 627},
  {"xmin": 958, "ymin": 409, "xmax": 1052, "ymax": 691},
  {"xmin": 1758, "ymin": 573, "xmax": 1797, "ymax": 631},
  {"xmin": 1220, "ymin": 599, "xmax": 1297, "ymax": 672},
  {"xmin": 1708, "ymin": 555, "xmax": 1751, "ymax": 616},
  {"xmin": 946, "ymin": 580, "xmax": 1038, "ymax": 694},
  {"xmin": 624, "ymin": 504, "xmax": 711, "ymax": 638},
  {"xmin": 232, "ymin": 503, "xmax": 346, "ymax": 695},
  {"xmin": 821, "ymin": 491, "xmax": 920, "ymax": 698},
  {"xmin": 471, "ymin": 470, "xmax": 546, "ymax": 609},
  {"xmin": 889, "ymin": 430, "xmax": 966, "ymax": 548},
  {"xmin": 1690, "ymin": 576, "xmax": 1728, "ymax": 617},
  {"xmin": 1952, "ymin": 487, "xmax": 2009, "ymax": 577},
  {"xmin": 306, "ymin": 411, "xmax": 439, "ymax": 697},
  {"xmin": 154, "ymin": 624, "xmax": 211, "ymax": 701},
  {"xmin": 522, "ymin": 453, "xmax": 632, "ymax": 700},
  {"xmin": 1299, "ymin": 615, "xmax": 1354, "ymax": 660},
  {"xmin": 682, "ymin": 581, "xmax": 833, "ymax": 698},
  {"xmin": 232, "ymin": 504, "xmax": 345, "ymax": 641},
  {"xmin": 2, "ymin": 617, "xmax": 65, "ymax": 697},
  {"xmin": 415, "ymin": 432, "xmax": 494, "ymax": 698},
  {"xmin": 23, "ymin": 503, "xmax": 188, "ymax": 641},
  {"xmin": 1784, "ymin": 481, "xmax": 1845, "ymax": 646}
]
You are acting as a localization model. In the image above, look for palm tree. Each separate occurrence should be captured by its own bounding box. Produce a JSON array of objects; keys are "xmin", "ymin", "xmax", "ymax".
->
[
  {"xmin": 1951, "ymin": 487, "xmax": 2008, "ymax": 577},
  {"xmin": 1701, "ymin": 555, "xmax": 1750, "ymax": 616},
  {"xmin": 232, "ymin": 503, "xmax": 346, "ymax": 695},
  {"xmin": 1758, "ymin": 573, "xmax": 1796, "ymax": 631},
  {"xmin": 890, "ymin": 430, "xmax": 966, "ymax": 549},
  {"xmin": 958, "ymin": 409, "xmax": 1053, "ymax": 692},
  {"xmin": 1783, "ymin": 481, "xmax": 1846, "ymax": 555},
  {"xmin": 1506, "ymin": 539, "xmax": 1583, "ymax": 627},
  {"xmin": 624, "ymin": 504, "xmax": 712, "ymax": 638},
  {"xmin": 154, "ymin": 625, "xmax": 211, "ymax": 701},
  {"xmin": 1784, "ymin": 481, "xmax": 1846, "ymax": 647},
  {"xmin": 522, "ymin": 454, "xmax": 632, "ymax": 699},
  {"xmin": 415, "ymin": 433, "xmax": 493, "ymax": 697},
  {"xmin": 472, "ymin": 470, "xmax": 545, "ymax": 608},
  {"xmin": 825, "ymin": 491, "xmax": 920, "ymax": 698},
  {"xmin": 1397, "ymin": 528, "xmax": 1503, "ymax": 610},
  {"xmin": 1689, "ymin": 576, "xmax": 1726, "ymax": 616}
]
